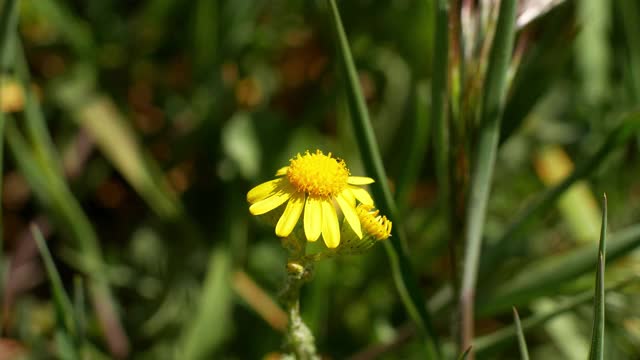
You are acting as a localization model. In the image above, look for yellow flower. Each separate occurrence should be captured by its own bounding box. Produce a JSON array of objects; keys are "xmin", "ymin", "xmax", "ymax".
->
[
  {"xmin": 356, "ymin": 204, "xmax": 392, "ymax": 241},
  {"xmin": 247, "ymin": 150, "xmax": 375, "ymax": 248}
]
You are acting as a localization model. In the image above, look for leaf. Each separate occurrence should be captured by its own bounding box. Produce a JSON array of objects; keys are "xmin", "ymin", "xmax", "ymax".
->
[
  {"xmin": 182, "ymin": 247, "xmax": 234, "ymax": 359},
  {"xmin": 459, "ymin": 0, "xmax": 518, "ymax": 351},
  {"xmin": 513, "ymin": 307, "xmax": 530, "ymax": 360},
  {"xmin": 477, "ymin": 204, "xmax": 640, "ymax": 317},
  {"xmin": 326, "ymin": 0, "xmax": 440, "ymax": 357}
]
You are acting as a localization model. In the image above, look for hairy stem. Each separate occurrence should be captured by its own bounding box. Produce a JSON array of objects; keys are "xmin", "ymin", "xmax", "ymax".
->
[{"xmin": 280, "ymin": 238, "xmax": 318, "ymax": 360}]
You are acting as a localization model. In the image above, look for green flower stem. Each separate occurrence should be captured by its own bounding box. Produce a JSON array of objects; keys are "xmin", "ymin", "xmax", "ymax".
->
[{"xmin": 281, "ymin": 238, "xmax": 318, "ymax": 360}]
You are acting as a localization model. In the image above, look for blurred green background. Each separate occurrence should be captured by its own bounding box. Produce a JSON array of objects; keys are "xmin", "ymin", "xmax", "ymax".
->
[{"xmin": 1, "ymin": 0, "xmax": 640, "ymax": 359}]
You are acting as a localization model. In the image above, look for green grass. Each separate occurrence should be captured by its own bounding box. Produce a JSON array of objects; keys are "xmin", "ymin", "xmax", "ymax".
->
[{"xmin": 2, "ymin": 0, "xmax": 640, "ymax": 359}]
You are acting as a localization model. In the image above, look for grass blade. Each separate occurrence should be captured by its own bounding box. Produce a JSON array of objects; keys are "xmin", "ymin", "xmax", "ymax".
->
[
  {"xmin": 459, "ymin": 0, "xmax": 518, "ymax": 353},
  {"xmin": 512, "ymin": 307, "xmax": 530, "ymax": 360},
  {"xmin": 482, "ymin": 113, "xmax": 640, "ymax": 275},
  {"xmin": 6, "ymin": 121, "xmax": 130, "ymax": 357},
  {"xmin": 0, "ymin": 0, "xmax": 18, "ymax": 275},
  {"xmin": 13, "ymin": 39, "xmax": 65, "ymax": 179},
  {"xmin": 182, "ymin": 247, "xmax": 233, "ymax": 359},
  {"xmin": 617, "ymin": 0, "xmax": 640, "ymax": 102},
  {"xmin": 52, "ymin": 67, "xmax": 182, "ymax": 220},
  {"xmin": 326, "ymin": 0, "xmax": 439, "ymax": 357},
  {"xmin": 32, "ymin": 225, "xmax": 76, "ymax": 336},
  {"xmin": 477, "ymin": 214, "xmax": 640, "ymax": 317},
  {"xmin": 0, "ymin": 0, "xmax": 18, "ymax": 67},
  {"xmin": 588, "ymin": 195, "xmax": 607, "ymax": 360},
  {"xmin": 576, "ymin": 0, "xmax": 610, "ymax": 105},
  {"xmin": 474, "ymin": 276, "xmax": 637, "ymax": 354}
]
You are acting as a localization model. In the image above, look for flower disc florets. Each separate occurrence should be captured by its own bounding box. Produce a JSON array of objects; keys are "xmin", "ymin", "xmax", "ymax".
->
[{"xmin": 287, "ymin": 150, "xmax": 349, "ymax": 198}]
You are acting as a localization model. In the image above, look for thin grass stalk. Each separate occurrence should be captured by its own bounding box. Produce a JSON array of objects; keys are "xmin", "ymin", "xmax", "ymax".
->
[
  {"xmin": 326, "ymin": 0, "xmax": 439, "ymax": 357},
  {"xmin": 459, "ymin": 0, "xmax": 517, "ymax": 355},
  {"xmin": 512, "ymin": 307, "xmax": 530, "ymax": 360},
  {"xmin": 13, "ymin": 39, "xmax": 65, "ymax": 179},
  {"xmin": 32, "ymin": 226, "xmax": 79, "ymax": 357},
  {"xmin": 588, "ymin": 195, "xmax": 607, "ymax": 360}
]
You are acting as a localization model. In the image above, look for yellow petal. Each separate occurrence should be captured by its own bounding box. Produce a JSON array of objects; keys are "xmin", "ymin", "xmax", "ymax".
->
[
  {"xmin": 321, "ymin": 201, "xmax": 340, "ymax": 248},
  {"xmin": 347, "ymin": 176, "xmax": 374, "ymax": 185},
  {"xmin": 303, "ymin": 196, "xmax": 322, "ymax": 241},
  {"xmin": 275, "ymin": 192, "xmax": 305, "ymax": 237},
  {"xmin": 247, "ymin": 178, "xmax": 284, "ymax": 203},
  {"xmin": 341, "ymin": 187, "xmax": 356, "ymax": 206},
  {"xmin": 349, "ymin": 186, "xmax": 374, "ymax": 206},
  {"xmin": 337, "ymin": 191, "xmax": 362, "ymax": 238},
  {"xmin": 275, "ymin": 166, "xmax": 289, "ymax": 176},
  {"xmin": 249, "ymin": 189, "xmax": 292, "ymax": 215}
]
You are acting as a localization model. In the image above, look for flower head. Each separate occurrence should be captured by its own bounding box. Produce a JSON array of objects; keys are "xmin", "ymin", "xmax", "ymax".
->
[
  {"xmin": 356, "ymin": 204, "xmax": 392, "ymax": 241},
  {"xmin": 247, "ymin": 150, "xmax": 375, "ymax": 248},
  {"xmin": 321, "ymin": 204, "xmax": 392, "ymax": 257}
]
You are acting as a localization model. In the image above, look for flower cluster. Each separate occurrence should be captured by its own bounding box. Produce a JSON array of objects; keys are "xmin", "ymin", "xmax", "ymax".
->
[{"xmin": 247, "ymin": 150, "xmax": 391, "ymax": 250}]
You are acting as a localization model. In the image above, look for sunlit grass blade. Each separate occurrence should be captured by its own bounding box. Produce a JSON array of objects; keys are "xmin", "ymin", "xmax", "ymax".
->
[
  {"xmin": 576, "ymin": 0, "xmax": 610, "ymax": 105},
  {"xmin": 13, "ymin": 40, "xmax": 65, "ymax": 178},
  {"xmin": 512, "ymin": 307, "xmax": 529, "ymax": 360},
  {"xmin": 474, "ymin": 275, "xmax": 637, "ymax": 355},
  {"xmin": 459, "ymin": 0, "xmax": 518, "ymax": 353},
  {"xmin": 477, "ymin": 216, "xmax": 640, "ymax": 317},
  {"xmin": 482, "ymin": 113, "xmax": 640, "ymax": 274},
  {"xmin": 52, "ymin": 70, "xmax": 182, "ymax": 220},
  {"xmin": 182, "ymin": 247, "xmax": 233, "ymax": 359},
  {"xmin": 326, "ymin": 0, "xmax": 439, "ymax": 357},
  {"xmin": 588, "ymin": 195, "xmax": 607, "ymax": 360}
]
